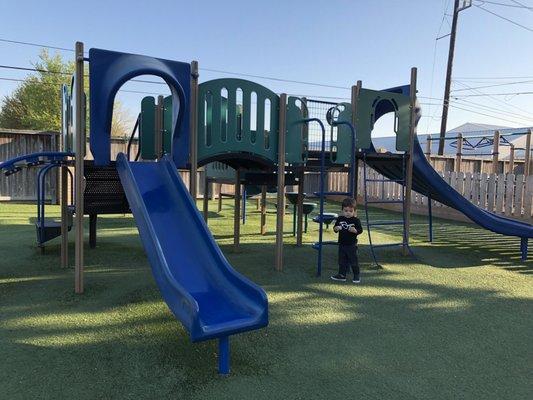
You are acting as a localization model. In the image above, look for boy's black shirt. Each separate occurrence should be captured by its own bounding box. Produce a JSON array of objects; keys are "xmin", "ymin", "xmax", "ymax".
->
[{"xmin": 334, "ymin": 216, "xmax": 363, "ymax": 245}]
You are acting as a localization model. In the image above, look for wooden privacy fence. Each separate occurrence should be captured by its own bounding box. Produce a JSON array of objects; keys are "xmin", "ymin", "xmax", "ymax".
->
[{"xmin": 324, "ymin": 167, "xmax": 533, "ymax": 223}]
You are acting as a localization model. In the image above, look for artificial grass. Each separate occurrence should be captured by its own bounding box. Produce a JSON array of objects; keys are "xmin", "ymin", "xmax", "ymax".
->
[{"xmin": 0, "ymin": 200, "xmax": 531, "ymax": 399}]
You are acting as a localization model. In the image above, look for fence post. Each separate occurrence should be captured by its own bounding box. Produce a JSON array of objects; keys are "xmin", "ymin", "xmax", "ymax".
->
[
  {"xmin": 492, "ymin": 130, "xmax": 500, "ymax": 174},
  {"xmin": 508, "ymin": 144, "xmax": 515, "ymax": 174},
  {"xmin": 455, "ymin": 133, "xmax": 463, "ymax": 173}
]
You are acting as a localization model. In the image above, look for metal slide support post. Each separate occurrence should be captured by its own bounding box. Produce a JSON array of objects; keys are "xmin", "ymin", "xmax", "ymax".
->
[
  {"xmin": 60, "ymin": 165, "xmax": 69, "ymax": 267},
  {"xmin": 234, "ymin": 169, "xmax": 241, "ymax": 250},
  {"xmin": 189, "ymin": 61, "xmax": 199, "ymax": 200},
  {"xmin": 492, "ymin": 131, "xmax": 500, "ymax": 174},
  {"xmin": 218, "ymin": 336, "xmax": 230, "ymax": 375},
  {"xmin": 74, "ymin": 41, "xmax": 85, "ymax": 294},
  {"xmin": 456, "ymin": 133, "xmax": 463, "ymax": 173},
  {"xmin": 508, "ymin": 144, "xmax": 515, "ymax": 174},
  {"xmin": 203, "ymin": 177, "xmax": 209, "ymax": 222},
  {"xmin": 428, "ymin": 195, "xmax": 433, "ymax": 243},
  {"xmin": 403, "ymin": 67, "xmax": 417, "ymax": 256},
  {"xmin": 520, "ymin": 237, "xmax": 528, "ymax": 262},
  {"xmin": 525, "ymin": 129, "xmax": 531, "ymax": 176},
  {"xmin": 261, "ymin": 185, "xmax": 267, "ymax": 235},
  {"xmin": 275, "ymin": 94, "xmax": 287, "ymax": 271}
]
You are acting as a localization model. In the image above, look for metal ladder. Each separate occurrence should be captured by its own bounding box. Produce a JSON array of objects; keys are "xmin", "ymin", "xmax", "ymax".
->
[{"xmin": 362, "ymin": 153, "xmax": 410, "ymax": 267}]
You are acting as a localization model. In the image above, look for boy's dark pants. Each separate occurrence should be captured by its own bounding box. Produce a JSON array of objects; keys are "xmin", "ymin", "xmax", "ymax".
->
[{"xmin": 338, "ymin": 244, "xmax": 359, "ymax": 278}]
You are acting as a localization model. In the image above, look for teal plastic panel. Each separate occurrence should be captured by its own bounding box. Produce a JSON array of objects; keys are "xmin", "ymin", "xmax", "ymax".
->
[
  {"xmin": 355, "ymin": 88, "xmax": 411, "ymax": 151},
  {"xmin": 140, "ymin": 96, "xmax": 156, "ymax": 160},
  {"xmin": 286, "ymin": 97, "xmax": 308, "ymax": 164},
  {"xmin": 198, "ymin": 79, "xmax": 280, "ymax": 166},
  {"xmin": 205, "ymin": 161, "xmax": 235, "ymax": 180},
  {"xmin": 330, "ymin": 103, "xmax": 353, "ymax": 164}
]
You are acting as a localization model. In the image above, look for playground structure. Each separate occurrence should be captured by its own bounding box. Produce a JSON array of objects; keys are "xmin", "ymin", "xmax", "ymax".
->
[{"xmin": 2, "ymin": 42, "xmax": 533, "ymax": 374}]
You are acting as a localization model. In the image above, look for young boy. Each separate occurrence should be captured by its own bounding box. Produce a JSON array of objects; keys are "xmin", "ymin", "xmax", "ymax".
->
[{"xmin": 331, "ymin": 197, "xmax": 363, "ymax": 283}]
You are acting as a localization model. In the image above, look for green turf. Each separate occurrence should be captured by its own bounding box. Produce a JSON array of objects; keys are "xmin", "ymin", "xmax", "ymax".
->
[{"xmin": 0, "ymin": 200, "xmax": 531, "ymax": 399}]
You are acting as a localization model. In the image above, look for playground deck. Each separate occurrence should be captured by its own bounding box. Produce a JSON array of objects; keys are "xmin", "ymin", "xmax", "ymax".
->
[{"xmin": 0, "ymin": 201, "xmax": 531, "ymax": 399}]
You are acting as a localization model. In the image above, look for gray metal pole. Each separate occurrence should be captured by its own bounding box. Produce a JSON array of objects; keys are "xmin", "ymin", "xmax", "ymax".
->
[
  {"xmin": 403, "ymin": 68, "xmax": 417, "ymax": 256},
  {"xmin": 352, "ymin": 82, "xmax": 362, "ymax": 199},
  {"xmin": 189, "ymin": 61, "xmax": 199, "ymax": 201},
  {"xmin": 260, "ymin": 185, "xmax": 267, "ymax": 235},
  {"xmin": 203, "ymin": 177, "xmax": 209, "ymax": 222},
  {"xmin": 296, "ymin": 97, "xmax": 308, "ymax": 247},
  {"xmin": 74, "ymin": 42, "xmax": 85, "ymax": 294},
  {"xmin": 275, "ymin": 94, "xmax": 287, "ymax": 271},
  {"xmin": 155, "ymin": 95, "xmax": 164, "ymax": 159}
]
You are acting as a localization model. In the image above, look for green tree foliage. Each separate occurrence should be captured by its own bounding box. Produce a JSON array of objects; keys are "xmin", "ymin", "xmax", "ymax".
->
[
  {"xmin": 0, "ymin": 50, "xmax": 132, "ymax": 137},
  {"xmin": 0, "ymin": 50, "xmax": 73, "ymax": 131}
]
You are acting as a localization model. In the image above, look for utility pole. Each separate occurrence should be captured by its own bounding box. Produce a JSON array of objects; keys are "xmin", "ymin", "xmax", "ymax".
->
[{"xmin": 438, "ymin": 0, "xmax": 471, "ymax": 155}]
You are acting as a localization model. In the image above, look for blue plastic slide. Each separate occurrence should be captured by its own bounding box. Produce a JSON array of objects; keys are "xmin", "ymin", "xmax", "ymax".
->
[
  {"xmin": 116, "ymin": 153, "xmax": 268, "ymax": 374},
  {"xmin": 365, "ymin": 137, "xmax": 533, "ymax": 257}
]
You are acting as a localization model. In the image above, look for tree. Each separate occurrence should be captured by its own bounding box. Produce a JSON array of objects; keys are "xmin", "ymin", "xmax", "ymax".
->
[{"xmin": 0, "ymin": 50, "xmax": 132, "ymax": 137}]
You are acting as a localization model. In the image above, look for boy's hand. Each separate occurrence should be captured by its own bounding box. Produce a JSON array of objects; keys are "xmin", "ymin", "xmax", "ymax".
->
[
  {"xmin": 333, "ymin": 226, "xmax": 340, "ymax": 233},
  {"xmin": 348, "ymin": 226, "xmax": 357, "ymax": 234}
]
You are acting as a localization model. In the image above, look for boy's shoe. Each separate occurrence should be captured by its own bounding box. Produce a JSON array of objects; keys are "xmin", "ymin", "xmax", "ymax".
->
[
  {"xmin": 330, "ymin": 274, "xmax": 347, "ymax": 282},
  {"xmin": 352, "ymin": 277, "xmax": 361, "ymax": 283}
]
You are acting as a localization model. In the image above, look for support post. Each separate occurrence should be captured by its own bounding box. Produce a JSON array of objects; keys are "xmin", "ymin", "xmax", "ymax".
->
[
  {"xmin": 520, "ymin": 237, "xmax": 528, "ymax": 262},
  {"xmin": 455, "ymin": 133, "xmax": 463, "ymax": 173},
  {"xmin": 74, "ymin": 42, "xmax": 85, "ymax": 294},
  {"xmin": 155, "ymin": 95, "xmax": 164, "ymax": 159},
  {"xmin": 525, "ymin": 129, "xmax": 532, "ymax": 176},
  {"xmin": 60, "ymin": 165, "xmax": 69, "ymax": 268},
  {"xmin": 425, "ymin": 135, "xmax": 431, "ymax": 158},
  {"xmin": 403, "ymin": 67, "xmax": 417, "ymax": 256},
  {"xmin": 508, "ymin": 144, "xmax": 515, "ymax": 174},
  {"xmin": 296, "ymin": 169, "xmax": 304, "ymax": 246},
  {"xmin": 217, "ymin": 183, "xmax": 223, "ymax": 212},
  {"xmin": 260, "ymin": 185, "xmax": 267, "ymax": 235},
  {"xmin": 203, "ymin": 178, "xmax": 209, "ymax": 222},
  {"xmin": 242, "ymin": 187, "xmax": 246, "ymax": 225},
  {"xmin": 234, "ymin": 169, "xmax": 241, "ymax": 250},
  {"xmin": 189, "ymin": 61, "xmax": 199, "ymax": 200},
  {"xmin": 218, "ymin": 336, "xmax": 230, "ymax": 375},
  {"xmin": 351, "ymin": 82, "xmax": 362, "ymax": 196},
  {"xmin": 275, "ymin": 94, "xmax": 287, "ymax": 271},
  {"xmin": 492, "ymin": 130, "xmax": 500, "ymax": 174}
]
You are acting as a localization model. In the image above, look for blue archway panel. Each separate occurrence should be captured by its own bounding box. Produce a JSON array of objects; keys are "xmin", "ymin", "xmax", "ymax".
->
[{"xmin": 89, "ymin": 48, "xmax": 190, "ymax": 167}]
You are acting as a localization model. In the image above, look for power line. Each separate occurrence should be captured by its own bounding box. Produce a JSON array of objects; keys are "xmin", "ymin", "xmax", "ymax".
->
[
  {"xmin": 474, "ymin": 4, "xmax": 533, "ymax": 32},
  {"xmin": 452, "ymin": 98, "xmax": 533, "ymax": 123},
  {"xmin": 454, "ymin": 75, "xmax": 533, "ymax": 80},
  {"xmin": 451, "ymin": 79, "xmax": 533, "ymax": 91},
  {"xmin": 475, "ymin": 0, "xmax": 533, "ymax": 9},
  {"xmin": 0, "ymin": 38, "xmax": 77, "ymax": 52},
  {"xmin": 509, "ymin": 0, "xmax": 533, "ymax": 11},
  {"xmin": 0, "ymin": 77, "xmax": 166, "ymax": 96},
  {"xmin": 448, "ymin": 102, "xmax": 531, "ymax": 125},
  {"xmin": 454, "ymin": 91, "xmax": 533, "ymax": 96}
]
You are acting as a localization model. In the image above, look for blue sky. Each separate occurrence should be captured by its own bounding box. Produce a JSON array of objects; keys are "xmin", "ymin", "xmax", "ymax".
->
[{"xmin": 0, "ymin": 0, "xmax": 532, "ymax": 137}]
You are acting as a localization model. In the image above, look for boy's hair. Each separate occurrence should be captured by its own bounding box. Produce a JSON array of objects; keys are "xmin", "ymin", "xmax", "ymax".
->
[{"xmin": 341, "ymin": 197, "xmax": 356, "ymax": 209}]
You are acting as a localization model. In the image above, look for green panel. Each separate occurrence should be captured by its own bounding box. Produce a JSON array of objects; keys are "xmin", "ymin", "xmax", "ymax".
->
[
  {"xmin": 163, "ymin": 96, "xmax": 172, "ymax": 154},
  {"xmin": 198, "ymin": 79, "xmax": 280, "ymax": 165},
  {"xmin": 332, "ymin": 103, "xmax": 353, "ymax": 164},
  {"xmin": 140, "ymin": 96, "xmax": 156, "ymax": 160},
  {"xmin": 205, "ymin": 161, "xmax": 235, "ymax": 180},
  {"xmin": 286, "ymin": 96, "xmax": 308, "ymax": 164},
  {"xmin": 355, "ymin": 88, "xmax": 411, "ymax": 152}
]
